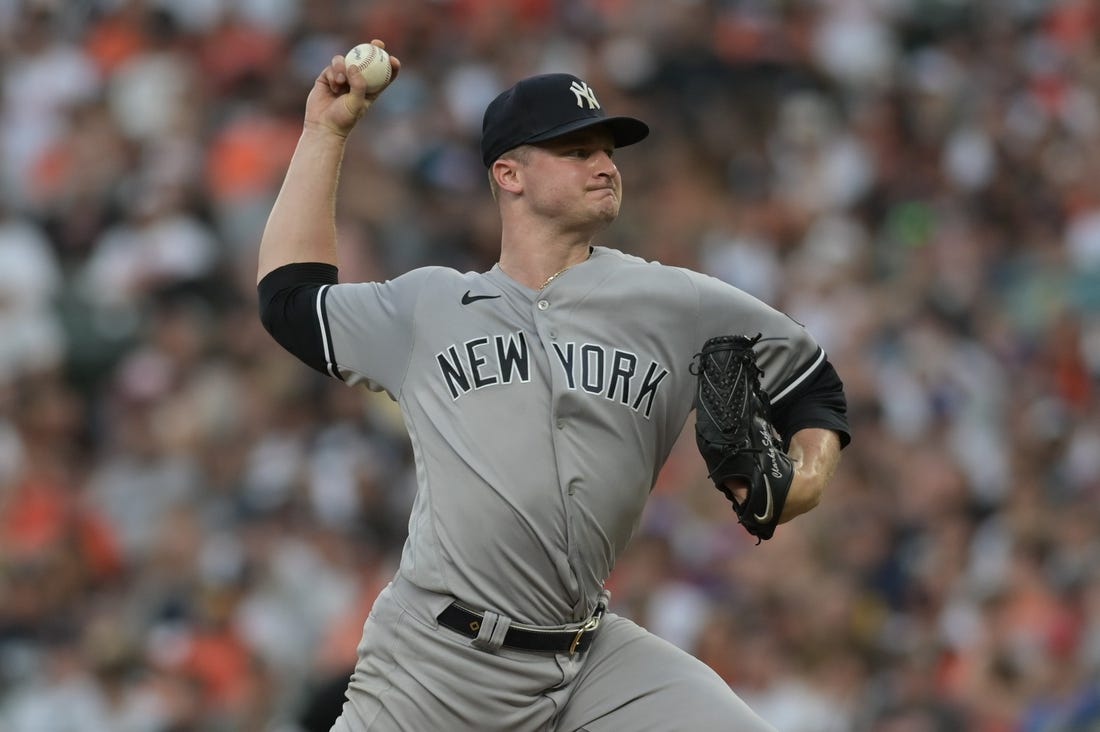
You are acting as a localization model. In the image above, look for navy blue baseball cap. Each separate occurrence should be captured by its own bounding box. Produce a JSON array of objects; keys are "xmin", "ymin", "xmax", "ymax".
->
[{"xmin": 480, "ymin": 73, "xmax": 650, "ymax": 168}]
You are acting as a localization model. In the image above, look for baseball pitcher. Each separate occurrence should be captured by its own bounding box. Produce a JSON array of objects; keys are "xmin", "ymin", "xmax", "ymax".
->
[{"xmin": 258, "ymin": 40, "xmax": 850, "ymax": 732}]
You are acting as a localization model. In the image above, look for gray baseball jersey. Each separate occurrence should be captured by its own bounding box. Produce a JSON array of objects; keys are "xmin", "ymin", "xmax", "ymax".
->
[{"xmin": 319, "ymin": 245, "xmax": 823, "ymax": 626}]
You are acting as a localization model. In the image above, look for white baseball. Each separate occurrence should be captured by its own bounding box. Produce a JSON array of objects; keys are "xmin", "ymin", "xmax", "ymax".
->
[{"xmin": 344, "ymin": 43, "xmax": 392, "ymax": 93}]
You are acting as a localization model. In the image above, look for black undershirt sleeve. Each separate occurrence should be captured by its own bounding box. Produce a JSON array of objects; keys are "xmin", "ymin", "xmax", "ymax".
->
[
  {"xmin": 769, "ymin": 357, "xmax": 851, "ymax": 450},
  {"xmin": 257, "ymin": 262, "xmax": 341, "ymax": 379}
]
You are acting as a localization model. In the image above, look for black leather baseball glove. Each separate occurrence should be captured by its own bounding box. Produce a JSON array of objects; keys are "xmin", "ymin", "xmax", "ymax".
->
[{"xmin": 692, "ymin": 334, "xmax": 794, "ymax": 541}]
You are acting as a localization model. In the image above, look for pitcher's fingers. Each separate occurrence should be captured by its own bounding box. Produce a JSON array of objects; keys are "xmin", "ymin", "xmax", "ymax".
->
[
  {"xmin": 318, "ymin": 57, "xmax": 347, "ymax": 93},
  {"xmin": 367, "ymin": 40, "xmax": 402, "ymax": 84},
  {"xmin": 330, "ymin": 55, "xmax": 350, "ymax": 90}
]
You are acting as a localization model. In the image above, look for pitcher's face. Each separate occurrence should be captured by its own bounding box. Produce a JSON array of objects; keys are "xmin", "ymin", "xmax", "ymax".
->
[{"xmin": 519, "ymin": 128, "xmax": 623, "ymax": 229}]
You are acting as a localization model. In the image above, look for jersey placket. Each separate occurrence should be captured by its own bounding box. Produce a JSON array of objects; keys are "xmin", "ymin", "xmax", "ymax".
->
[{"xmin": 531, "ymin": 288, "xmax": 589, "ymax": 618}]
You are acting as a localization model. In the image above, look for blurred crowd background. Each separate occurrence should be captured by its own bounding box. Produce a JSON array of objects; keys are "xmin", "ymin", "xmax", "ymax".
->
[{"xmin": 1, "ymin": 0, "xmax": 1100, "ymax": 730}]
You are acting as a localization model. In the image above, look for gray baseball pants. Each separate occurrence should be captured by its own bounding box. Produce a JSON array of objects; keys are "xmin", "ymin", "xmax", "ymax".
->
[{"xmin": 330, "ymin": 574, "xmax": 777, "ymax": 731}]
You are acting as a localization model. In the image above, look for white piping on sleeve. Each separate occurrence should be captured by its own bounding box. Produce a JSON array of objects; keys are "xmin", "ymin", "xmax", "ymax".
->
[
  {"xmin": 771, "ymin": 347, "xmax": 825, "ymax": 404},
  {"xmin": 316, "ymin": 284, "xmax": 339, "ymax": 379}
]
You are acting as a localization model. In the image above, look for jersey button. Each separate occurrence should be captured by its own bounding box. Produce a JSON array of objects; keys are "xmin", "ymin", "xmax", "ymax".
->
[
  {"xmin": 549, "ymin": 329, "xmax": 558, "ymax": 340},
  {"xmin": 556, "ymin": 419, "xmax": 565, "ymax": 430},
  {"xmin": 537, "ymin": 299, "xmax": 550, "ymax": 311}
]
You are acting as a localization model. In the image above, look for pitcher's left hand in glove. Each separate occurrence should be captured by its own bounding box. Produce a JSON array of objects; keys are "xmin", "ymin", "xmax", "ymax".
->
[{"xmin": 692, "ymin": 334, "xmax": 794, "ymax": 541}]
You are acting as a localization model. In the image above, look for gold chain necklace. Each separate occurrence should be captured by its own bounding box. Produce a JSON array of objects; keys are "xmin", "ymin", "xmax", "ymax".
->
[
  {"xmin": 539, "ymin": 266, "xmax": 572, "ymax": 290},
  {"xmin": 539, "ymin": 250, "xmax": 592, "ymax": 290}
]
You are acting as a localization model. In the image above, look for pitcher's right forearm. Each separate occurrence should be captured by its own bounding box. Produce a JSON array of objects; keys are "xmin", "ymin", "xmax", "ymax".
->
[
  {"xmin": 779, "ymin": 427, "xmax": 841, "ymax": 522},
  {"xmin": 257, "ymin": 126, "xmax": 350, "ymax": 283}
]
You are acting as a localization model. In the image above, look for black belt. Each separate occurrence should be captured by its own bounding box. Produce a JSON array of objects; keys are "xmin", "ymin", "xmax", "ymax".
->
[{"xmin": 436, "ymin": 602, "xmax": 605, "ymax": 655}]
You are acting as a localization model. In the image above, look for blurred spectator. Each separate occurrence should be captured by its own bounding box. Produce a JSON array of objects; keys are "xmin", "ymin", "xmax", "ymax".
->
[
  {"xmin": 0, "ymin": 205, "xmax": 65, "ymax": 383},
  {"xmin": 0, "ymin": 4, "xmax": 102, "ymax": 205}
]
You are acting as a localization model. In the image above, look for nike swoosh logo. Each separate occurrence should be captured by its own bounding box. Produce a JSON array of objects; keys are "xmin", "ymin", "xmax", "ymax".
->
[
  {"xmin": 461, "ymin": 291, "xmax": 501, "ymax": 305},
  {"xmin": 753, "ymin": 473, "xmax": 775, "ymax": 524}
]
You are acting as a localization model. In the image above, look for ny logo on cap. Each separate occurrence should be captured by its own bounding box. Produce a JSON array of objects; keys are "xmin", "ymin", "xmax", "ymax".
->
[{"xmin": 570, "ymin": 80, "xmax": 601, "ymax": 110}]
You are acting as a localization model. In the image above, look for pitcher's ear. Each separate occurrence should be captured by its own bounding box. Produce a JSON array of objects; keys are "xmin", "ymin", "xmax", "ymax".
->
[{"xmin": 492, "ymin": 156, "xmax": 523, "ymax": 194}]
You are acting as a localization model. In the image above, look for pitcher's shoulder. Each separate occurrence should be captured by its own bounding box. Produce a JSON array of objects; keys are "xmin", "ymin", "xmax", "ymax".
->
[
  {"xmin": 594, "ymin": 247, "xmax": 706, "ymax": 287},
  {"xmin": 383, "ymin": 265, "xmax": 489, "ymax": 290},
  {"xmin": 593, "ymin": 247, "xmax": 691, "ymax": 276},
  {"xmin": 591, "ymin": 246, "xmax": 655, "ymax": 268}
]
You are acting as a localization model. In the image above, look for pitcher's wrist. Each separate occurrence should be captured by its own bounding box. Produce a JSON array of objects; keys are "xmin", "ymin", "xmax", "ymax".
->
[{"xmin": 301, "ymin": 120, "xmax": 355, "ymax": 142}]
